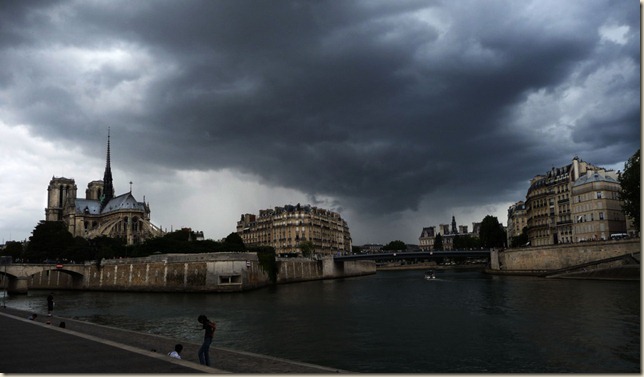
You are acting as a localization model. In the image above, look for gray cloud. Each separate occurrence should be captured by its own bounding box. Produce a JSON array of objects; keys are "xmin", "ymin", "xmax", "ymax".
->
[{"xmin": 0, "ymin": 0, "xmax": 639, "ymax": 243}]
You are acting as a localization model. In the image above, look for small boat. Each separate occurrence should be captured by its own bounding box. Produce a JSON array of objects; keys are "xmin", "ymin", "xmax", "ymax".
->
[{"xmin": 424, "ymin": 270, "xmax": 436, "ymax": 280}]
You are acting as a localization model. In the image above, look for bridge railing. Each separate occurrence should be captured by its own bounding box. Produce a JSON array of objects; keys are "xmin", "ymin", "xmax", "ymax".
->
[{"xmin": 334, "ymin": 250, "xmax": 491, "ymax": 261}]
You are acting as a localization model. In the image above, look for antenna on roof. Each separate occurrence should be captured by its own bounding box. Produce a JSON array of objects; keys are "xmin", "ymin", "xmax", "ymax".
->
[{"xmin": 129, "ymin": 181, "xmax": 133, "ymax": 193}]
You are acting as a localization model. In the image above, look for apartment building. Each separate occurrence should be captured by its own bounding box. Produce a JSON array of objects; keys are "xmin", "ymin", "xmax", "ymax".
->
[
  {"xmin": 571, "ymin": 170, "xmax": 626, "ymax": 241},
  {"xmin": 522, "ymin": 156, "xmax": 626, "ymax": 246},
  {"xmin": 506, "ymin": 201, "xmax": 527, "ymax": 246},
  {"xmin": 236, "ymin": 204, "xmax": 352, "ymax": 256}
]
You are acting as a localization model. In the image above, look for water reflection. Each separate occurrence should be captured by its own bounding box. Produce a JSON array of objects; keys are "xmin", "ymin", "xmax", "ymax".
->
[{"xmin": 5, "ymin": 270, "xmax": 639, "ymax": 373}]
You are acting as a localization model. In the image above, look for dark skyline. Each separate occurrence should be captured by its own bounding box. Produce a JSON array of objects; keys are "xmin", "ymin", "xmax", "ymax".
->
[{"xmin": 0, "ymin": 1, "xmax": 639, "ymax": 244}]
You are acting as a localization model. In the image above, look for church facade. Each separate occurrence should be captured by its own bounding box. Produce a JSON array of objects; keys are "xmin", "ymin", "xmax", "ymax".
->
[{"xmin": 45, "ymin": 132, "xmax": 163, "ymax": 245}]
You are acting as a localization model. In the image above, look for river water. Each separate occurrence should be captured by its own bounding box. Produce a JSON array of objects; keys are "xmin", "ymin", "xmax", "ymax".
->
[{"xmin": 4, "ymin": 269, "xmax": 640, "ymax": 373}]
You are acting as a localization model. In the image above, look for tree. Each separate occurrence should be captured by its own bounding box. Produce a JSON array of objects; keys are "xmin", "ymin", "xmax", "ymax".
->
[
  {"xmin": 382, "ymin": 240, "xmax": 406, "ymax": 251},
  {"xmin": 2, "ymin": 241, "xmax": 23, "ymax": 261},
  {"xmin": 433, "ymin": 234, "xmax": 443, "ymax": 251},
  {"xmin": 62, "ymin": 237, "xmax": 91, "ymax": 262},
  {"xmin": 92, "ymin": 236, "xmax": 127, "ymax": 259},
  {"xmin": 453, "ymin": 235, "xmax": 481, "ymax": 250},
  {"xmin": 299, "ymin": 241, "xmax": 315, "ymax": 257},
  {"xmin": 251, "ymin": 246, "xmax": 278, "ymax": 283},
  {"xmin": 619, "ymin": 149, "xmax": 640, "ymax": 230},
  {"xmin": 510, "ymin": 227, "xmax": 529, "ymax": 248},
  {"xmin": 225, "ymin": 232, "xmax": 244, "ymax": 246},
  {"xmin": 25, "ymin": 221, "xmax": 75, "ymax": 261},
  {"xmin": 479, "ymin": 215, "xmax": 506, "ymax": 248},
  {"xmin": 222, "ymin": 232, "xmax": 245, "ymax": 251}
]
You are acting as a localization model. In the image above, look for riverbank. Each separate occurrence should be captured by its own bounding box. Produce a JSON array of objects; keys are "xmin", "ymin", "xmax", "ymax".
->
[{"xmin": 0, "ymin": 306, "xmax": 348, "ymax": 373}]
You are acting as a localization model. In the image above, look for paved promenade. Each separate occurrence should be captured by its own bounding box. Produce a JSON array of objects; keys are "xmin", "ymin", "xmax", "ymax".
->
[{"xmin": 0, "ymin": 306, "xmax": 347, "ymax": 374}]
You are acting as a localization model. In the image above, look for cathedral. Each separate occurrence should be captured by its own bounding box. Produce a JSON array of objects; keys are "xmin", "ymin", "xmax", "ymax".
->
[{"xmin": 45, "ymin": 131, "xmax": 163, "ymax": 245}]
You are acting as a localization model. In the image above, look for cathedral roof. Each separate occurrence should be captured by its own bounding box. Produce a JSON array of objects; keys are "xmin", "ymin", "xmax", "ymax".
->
[
  {"xmin": 101, "ymin": 192, "xmax": 146, "ymax": 213},
  {"xmin": 75, "ymin": 199, "xmax": 102, "ymax": 214},
  {"xmin": 75, "ymin": 193, "xmax": 145, "ymax": 215}
]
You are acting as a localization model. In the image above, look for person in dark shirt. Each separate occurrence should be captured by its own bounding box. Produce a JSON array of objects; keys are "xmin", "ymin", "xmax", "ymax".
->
[
  {"xmin": 197, "ymin": 314, "xmax": 216, "ymax": 366},
  {"xmin": 47, "ymin": 293, "xmax": 54, "ymax": 317}
]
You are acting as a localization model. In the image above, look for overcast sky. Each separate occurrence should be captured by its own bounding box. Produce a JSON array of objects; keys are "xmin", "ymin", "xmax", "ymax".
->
[{"xmin": 0, "ymin": 1, "xmax": 639, "ymax": 245}]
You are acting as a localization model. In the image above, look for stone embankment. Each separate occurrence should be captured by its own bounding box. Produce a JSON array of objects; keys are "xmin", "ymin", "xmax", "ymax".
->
[
  {"xmin": 487, "ymin": 239, "xmax": 640, "ymax": 280},
  {"xmin": 25, "ymin": 252, "xmax": 375, "ymax": 293}
]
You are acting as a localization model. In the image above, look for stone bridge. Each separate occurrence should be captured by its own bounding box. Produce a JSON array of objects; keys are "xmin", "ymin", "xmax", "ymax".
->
[{"xmin": 0, "ymin": 264, "xmax": 87, "ymax": 294}]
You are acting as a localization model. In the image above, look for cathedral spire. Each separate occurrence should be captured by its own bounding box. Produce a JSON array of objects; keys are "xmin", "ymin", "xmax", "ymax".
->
[{"xmin": 101, "ymin": 127, "xmax": 114, "ymax": 208}]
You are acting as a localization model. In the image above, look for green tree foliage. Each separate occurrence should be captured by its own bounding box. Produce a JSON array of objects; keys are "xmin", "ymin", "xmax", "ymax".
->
[
  {"xmin": 251, "ymin": 246, "xmax": 278, "ymax": 283},
  {"xmin": 25, "ymin": 221, "xmax": 75, "ymax": 262},
  {"xmin": 128, "ymin": 230, "xmax": 246, "ymax": 256},
  {"xmin": 91, "ymin": 236, "xmax": 127, "ymax": 260},
  {"xmin": 3, "ymin": 241, "xmax": 23, "ymax": 261},
  {"xmin": 433, "ymin": 234, "xmax": 443, "ymax": 251},
  {"xmin": 479, "ymin": 215, "xmax": 507, "ymax": 248},
  {"xmin": 222, "ymin": 232, "xmax": 245, "ymax": 251},
  {"xmin": 382, "ymin": 240, "xmax": 407, "ymax": 251},
  {"xmin": 61, "ymin": 237, "xmax": 91, "ymax": 262},
  {"xmin": 20, "ymin": 222, "xmax": 257, "ymax": 263},
  {"xmin": 453, "ymin": 235, "xmax": 481, "ymax": 250},
  {"xmin": 619, "ymin": 149, "xmax": 640, "ymax": 229},
  {"xmin": 298, "ymin": 240, "xmax": 315, "ymax": 257},
  {"xmin": 352, "ymin": 245, "xmax": 363, "ymax": 254},
  {"xmin": 510, "ymin": 227, "xmax": 529, "ymax": 248}
]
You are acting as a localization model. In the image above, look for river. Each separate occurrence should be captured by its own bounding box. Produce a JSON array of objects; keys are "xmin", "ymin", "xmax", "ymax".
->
[{"xmin": 4, "ymin": 269, "xmax": 640, "ymax": 373}]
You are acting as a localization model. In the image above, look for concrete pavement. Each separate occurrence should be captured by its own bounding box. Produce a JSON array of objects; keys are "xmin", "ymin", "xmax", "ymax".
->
[
  {"xmin": 0, "ymin": 306, "xmax": 346, "ymax": 374},
  {"xmin": 0, "ymin": 309, "xmax": 220, "ymax": 373}
]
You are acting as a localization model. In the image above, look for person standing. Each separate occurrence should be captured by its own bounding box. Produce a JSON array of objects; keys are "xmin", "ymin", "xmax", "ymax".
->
[
  {"xmin": 197, "ymin": 315, "xmax": 216, "ymax": 366},
  {"xmin": 47, "ymin": 293, "xmax": 54, "ymax": 317}
]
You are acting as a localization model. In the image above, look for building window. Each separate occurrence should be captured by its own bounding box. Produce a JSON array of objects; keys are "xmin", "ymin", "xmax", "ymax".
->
[
  {"xmin": 599, "ymin": 212, "xmax": 604, "ymax": 220},
  {"xmin": 596, "ymin": 191, "xmax": 602, "ymax": 199}
]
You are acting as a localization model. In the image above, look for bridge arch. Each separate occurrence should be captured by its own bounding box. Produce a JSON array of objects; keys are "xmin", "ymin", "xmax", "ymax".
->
[{"xmin": 1, "ymin": 265, "xmax": 86, "ymax": 294}]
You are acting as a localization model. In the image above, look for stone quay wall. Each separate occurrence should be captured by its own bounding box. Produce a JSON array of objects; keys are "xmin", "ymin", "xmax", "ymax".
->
[
  {"xmin": 27, "ymin": 252, "xmax": 376, "ymax": 292},
  {"xmin": 276, "ymin": 257, "xmax": 375, "ymax": 284},
  {"xmin": 490, "ymin": 239, "xmax": 640, "ymax": 273}
]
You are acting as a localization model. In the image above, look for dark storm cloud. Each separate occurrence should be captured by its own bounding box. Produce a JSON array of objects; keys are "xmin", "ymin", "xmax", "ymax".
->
[{"xmin": 1, "ymin": 1, "xmax": 639, "ymax": 220}]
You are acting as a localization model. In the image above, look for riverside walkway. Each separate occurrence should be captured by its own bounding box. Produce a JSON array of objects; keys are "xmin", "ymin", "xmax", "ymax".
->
[{"xmin": 0, "ymin": 306, "xmax": 346, "ymax": 374}]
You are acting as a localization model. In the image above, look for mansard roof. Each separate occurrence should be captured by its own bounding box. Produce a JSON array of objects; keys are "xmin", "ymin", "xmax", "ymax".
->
[
  {"xmin": 420, "ymin": 226, "xmax": 435, "ymax": 238},
  {"xmin": 572, "ymin": 171, "xmax": 619, "ymax": 187}
]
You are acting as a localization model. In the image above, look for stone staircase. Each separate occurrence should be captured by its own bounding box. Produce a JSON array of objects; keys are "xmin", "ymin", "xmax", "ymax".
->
[{"xmin": 544, "ymin": 252, "xmax": 640, "ymax": 280}]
